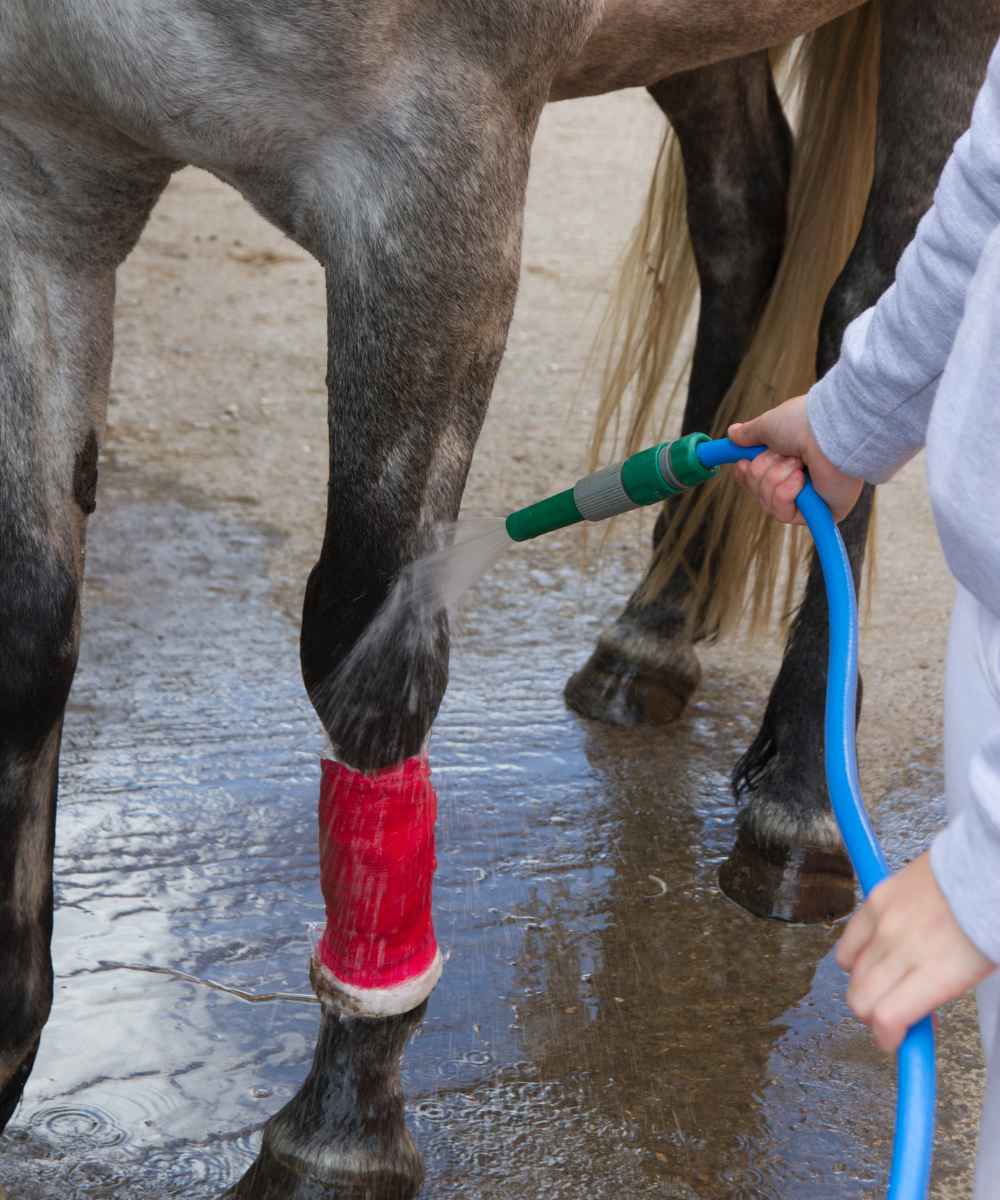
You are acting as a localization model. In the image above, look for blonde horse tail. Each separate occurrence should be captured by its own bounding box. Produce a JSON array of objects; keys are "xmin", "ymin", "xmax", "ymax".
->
[
  {"xmin": 591, "ymin": 2, "xmax": 881, "ymax": 636},
  {"xmin": 586, "ymin": 125, "xmax": 697, "ymax": 477}
]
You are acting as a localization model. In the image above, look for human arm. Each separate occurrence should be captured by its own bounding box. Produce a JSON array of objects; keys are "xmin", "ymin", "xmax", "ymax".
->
[{"xmin": 806, "ymin": 36, "xmax": 1000, "ymax": 482}]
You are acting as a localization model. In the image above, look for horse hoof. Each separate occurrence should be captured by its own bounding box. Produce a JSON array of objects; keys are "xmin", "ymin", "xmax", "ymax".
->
[
  {"xmin": 564, "ymin": 623, "xmax": 700, "ymax": 727},
  {"xmin": 718, "ymin": 824, "xmax": 855, "ymax": 922},
  {"xmin": 225, "ymin": 1134, "xmax": 423, "ymax": 1200}
]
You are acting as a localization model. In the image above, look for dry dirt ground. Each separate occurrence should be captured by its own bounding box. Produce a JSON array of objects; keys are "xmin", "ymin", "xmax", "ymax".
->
[{"xmin": 95, "ymin": 88, "xmax": 982, "ymax": 1194}]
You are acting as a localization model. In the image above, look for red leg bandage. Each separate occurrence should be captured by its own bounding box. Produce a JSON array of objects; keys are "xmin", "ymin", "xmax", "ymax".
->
[{"xmin": 314, "ymin": 756, "xmax": 441, "ymax": 1016}]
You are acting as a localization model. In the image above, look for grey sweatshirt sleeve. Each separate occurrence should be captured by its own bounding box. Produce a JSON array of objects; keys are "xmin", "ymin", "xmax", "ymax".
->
[
  {"xmin": 922, "ymin": 235, "xmax": 1000, "ymax": 966},
  {"xmin": 806, "ymin": 40, "xmax": 1000, "ymax": 483}
]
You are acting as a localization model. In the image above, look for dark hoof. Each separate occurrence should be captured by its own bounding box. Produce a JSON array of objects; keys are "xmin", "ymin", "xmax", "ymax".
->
[
  {"xmin": 718, "ymin": 825, "xmax": 855, "ymax": 922},
  {"xmin": 564, "ymin": 630, "xmax": 700, "ymax": 727},
  {"xmin": 0, "ymin": 1037, "xmax": 40, "ymax": 1134},
  {"xmin": 225, "ymin": 1134, "xmax": 423, "ymax": 1200}
]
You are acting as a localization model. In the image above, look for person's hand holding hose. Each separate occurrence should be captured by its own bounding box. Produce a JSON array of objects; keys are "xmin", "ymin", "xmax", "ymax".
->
[{"xmin": 728, "ymin": 394, "xmax": 864, "ymax": 524}]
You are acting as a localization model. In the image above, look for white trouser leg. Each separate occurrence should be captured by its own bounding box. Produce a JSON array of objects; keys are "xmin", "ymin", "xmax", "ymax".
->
[{"xmin": 944, "ymin": 587, "xmax": 1000, "ymax": 1199}]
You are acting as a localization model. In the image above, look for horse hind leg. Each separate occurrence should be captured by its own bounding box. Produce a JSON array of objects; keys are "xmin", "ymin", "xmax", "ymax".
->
[
  {"xmin": 565, "ymin": 50, "xmax": 792, "ymax": 725},
  {"xmin": 0, "ymin": 123, "xmax": 170, "ymax": 1128},
  {"xmin": 720, "ymin": 0, "xmax": 1000, "ymax": 921}
]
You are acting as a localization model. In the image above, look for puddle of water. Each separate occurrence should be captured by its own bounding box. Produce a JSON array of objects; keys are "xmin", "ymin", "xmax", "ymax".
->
[
  {"xmin": 5, "ymin": 481, "xmax": 324, "ymax": 1198},
  {"xmin": 1, "ymin": 474, "xmax": 954, "ymax": 1198}
]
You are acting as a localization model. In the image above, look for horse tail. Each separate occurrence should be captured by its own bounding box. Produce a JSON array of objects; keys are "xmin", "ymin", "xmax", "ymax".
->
[{"xmin": 590, "ymin": 2, "xmax": 881, "ymax": 636}]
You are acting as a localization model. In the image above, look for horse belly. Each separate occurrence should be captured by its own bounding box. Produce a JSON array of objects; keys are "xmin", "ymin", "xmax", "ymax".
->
[{"xmin": 550, "ymin": 0, "xmax": 867, "ymax": 99}]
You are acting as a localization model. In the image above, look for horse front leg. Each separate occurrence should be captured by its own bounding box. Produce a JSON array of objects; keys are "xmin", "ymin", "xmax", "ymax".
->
[
  {"xmin": 0, "ymin": 133, "xmax": 168, "ymax": 1128},
  {"xmin": 565, "ymin": 51, "xmax": 792, "ymax": 725},
  {"xmin": 719, "ymin": 0, "xmax": 1000, "ymax": 921},
  {"xmin": 228, "ymin": 96, "xmax": 535, "ymax": 1200}
]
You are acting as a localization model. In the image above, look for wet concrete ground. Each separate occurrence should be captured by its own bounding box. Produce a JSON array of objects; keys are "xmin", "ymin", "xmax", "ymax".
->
[
  {"xmin": 1, "ymin": 465, "xmax": 983, "ymax": 1198},
  {"xmin": 0, "ymin": 89, "xmax": 986, "ymax": 1197}
]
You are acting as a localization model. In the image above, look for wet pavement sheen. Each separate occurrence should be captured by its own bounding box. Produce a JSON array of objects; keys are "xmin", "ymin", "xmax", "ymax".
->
[{"xmin": 0, "ymin": 473, "xmax": 963, "ymax": 1198}]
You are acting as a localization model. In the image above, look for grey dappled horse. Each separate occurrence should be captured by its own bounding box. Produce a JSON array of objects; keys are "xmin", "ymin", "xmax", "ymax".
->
[{"xmin": 1, "ymin": 2, "xmax": 998, "ymax": 1197}]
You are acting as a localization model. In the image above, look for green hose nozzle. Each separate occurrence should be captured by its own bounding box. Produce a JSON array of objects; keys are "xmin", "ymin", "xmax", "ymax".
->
[{"xmin": 504, "ymin": 432, "xmax": 719, "ymax": 543}]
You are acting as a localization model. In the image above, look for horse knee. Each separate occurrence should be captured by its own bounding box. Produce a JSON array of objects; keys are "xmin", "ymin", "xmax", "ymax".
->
[{"xmin": 0, "ymin": 553, "xmax": 79, "ymax": 746}]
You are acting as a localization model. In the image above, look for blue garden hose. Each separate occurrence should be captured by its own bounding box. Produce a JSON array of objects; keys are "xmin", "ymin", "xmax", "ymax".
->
[
  {"xmin": 698, "ymin": 437, "xmax": 936, "ymax": 1200},
  {"xmin": 505, "ymin": 431, "xmax": 937, "ymax": 1196}
]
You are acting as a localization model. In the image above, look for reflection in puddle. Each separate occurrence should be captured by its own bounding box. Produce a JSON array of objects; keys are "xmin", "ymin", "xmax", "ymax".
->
[{"xmin": 1, "ymin": 477, "xmax": 947, "ymax": 1197}]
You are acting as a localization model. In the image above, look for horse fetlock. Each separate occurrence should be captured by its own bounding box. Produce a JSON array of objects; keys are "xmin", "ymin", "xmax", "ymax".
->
[
  {"xmin": 259, "ymin": 1114, "xmax": 422, "ymax": 1200},
  {"xmin": 736, "ymin": 794, "xmax": 842, "ymax": 855},
  {"xmin": 227, "ymin": 1144, "xmax": 422, "ymax": 1200},
  {"xmin": 0, "ymin": 946, "xmax": 52, "ymax": 1132},
  {"xmin": 565, "ymin": 617, "xmax": 700, "ymax": 727},
  {"xmin": 230, "ymin": 1007, "xmax": 426, "ymax": 1200},
  {"xmin": 0, "ymin": 1036, "xmax": 42, "ymax": 1134},
  {"xmin": 316, "ymin": 678, "xmax": 444, "ymax": 775},
  {"xmin": 302, "ymin": 558, "xmax": 450, "ymax": 774}
]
